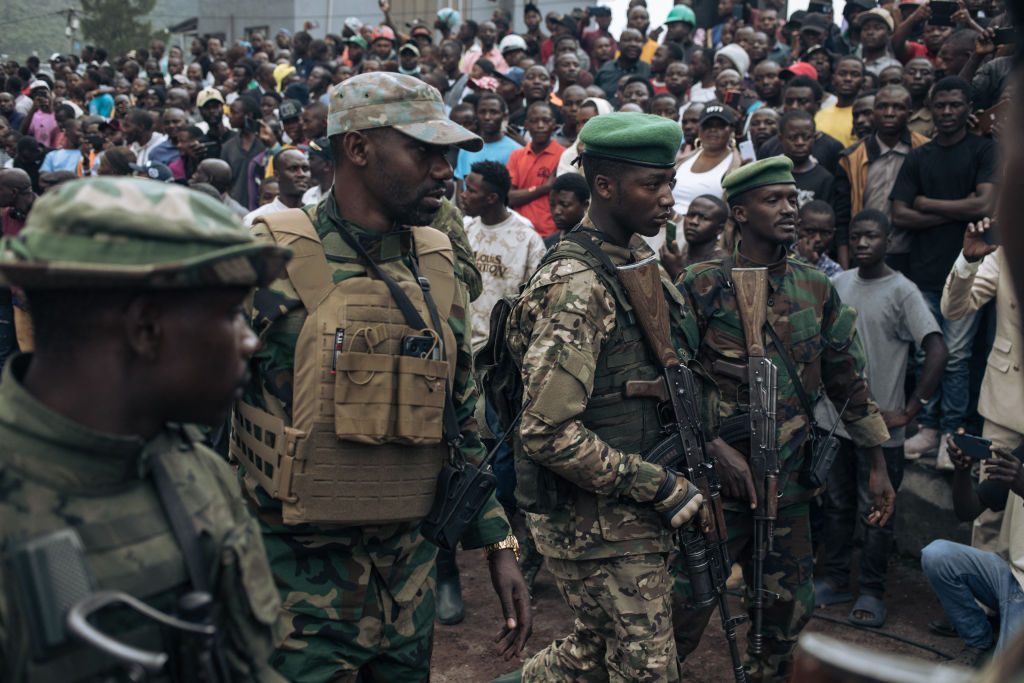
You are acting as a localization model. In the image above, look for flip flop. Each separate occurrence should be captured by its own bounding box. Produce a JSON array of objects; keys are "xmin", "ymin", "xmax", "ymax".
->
[
  {"xmin": 814, "ymin": 578, "xmax": 854, "ymax": 606},
  {"xmin": 848, "ymin": 594, "xmax": 887, "ymax": 628}
]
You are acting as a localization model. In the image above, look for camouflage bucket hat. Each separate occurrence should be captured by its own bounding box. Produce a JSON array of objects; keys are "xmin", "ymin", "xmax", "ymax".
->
[
  {"xmin": 0, "ymin": 178, "xmax": 291, "ymax": 290},
  {"xmin": 328, "ymin": 71, "xmax": 483, "ymax": 151}
]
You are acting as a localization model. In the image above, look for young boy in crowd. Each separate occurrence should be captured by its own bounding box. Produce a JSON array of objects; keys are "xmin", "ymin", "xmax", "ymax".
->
[
  {"xmin": 650, "ymin": 93, "xmax": 681, "ymax": 121},
  {"xmin": 508, "ymin": 101, "xmax": 565, "ymax": 237},
  {"xmin": 660, "ymin": 194, "xmax": 729, "ymax": 280},
  {"xmin": 794, "ymin": 200, "xmax": 843, "ymax": 277},
  {"xmin": 780, "ymin": 109, "xmax": 834, "ymax": 207},
  {"xmin": 546, "ymin": 172, "xmax": 590, "ymax": 247},
  {"xmin": 816, "ymin": 208, "xmax": 948, "ymax": 628}
]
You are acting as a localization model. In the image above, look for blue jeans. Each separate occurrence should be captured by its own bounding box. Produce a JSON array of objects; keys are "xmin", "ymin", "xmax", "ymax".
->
[
  {"xmin": 485, "ymin": 402, "xmax": 516, "ymax": 513},
  {"xmin": 918, "ymin": 289, "xmax": 981, "ymax": 434},
  {"xmin": 921, "ymin": 539, "xmax": 1024, "ymax": 651}
]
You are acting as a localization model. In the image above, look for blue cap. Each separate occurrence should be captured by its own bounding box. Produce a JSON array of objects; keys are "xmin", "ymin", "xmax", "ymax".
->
[{"xmin": 496, "ymin": 67, "xmax": 525, "ymax": 87}]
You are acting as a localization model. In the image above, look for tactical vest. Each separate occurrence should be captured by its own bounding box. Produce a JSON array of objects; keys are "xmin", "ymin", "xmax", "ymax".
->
[
  {"xmin": 514, "ymin": 234, "xmax": 682, "ymax": 513},
  {"xmin": 231, "ymin": 209, "xmax": 459, "ymax": 526}
]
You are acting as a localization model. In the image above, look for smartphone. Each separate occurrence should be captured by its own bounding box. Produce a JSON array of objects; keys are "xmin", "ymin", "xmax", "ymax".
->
[
  {"xmin": 928, "ymin": 0, "xmax": 957, "ymax": 26},
  {"xmin": 243, "ymin": 116, "xmax": 261, "ymax": 133},
  {"xmin": 402, "ymin": 334, "xmax": 440, "ymax": 360},
  {"xmin": 665, "ymin": 221, "xmax": 677, "ymax": 245},
  {"xmin": 993, "ymin": 26, "xmax": 1015, "ymax": 46},
  {"xmin": 732, "ymin": 3, "xmax": 744, "ymax": 20},
  {"xmin": 738, "ymin": 139, "xmax": 756, "ymax": 162},
  {"xmin": 808, "ymin": 1, "xmax": 833, "ymax": 13},
  {"xmin": 953, "ymin": 433, "xmax": 993, "ymax": 460},
  {"xmin": 724, "ymin": 89, "xmax": 742, "ymax": 109}
]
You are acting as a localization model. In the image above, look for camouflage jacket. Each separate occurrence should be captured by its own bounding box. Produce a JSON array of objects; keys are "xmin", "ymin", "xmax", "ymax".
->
[
  {"xmin": 240, "ymin": 196, "xmax": 509, "ymax": 617},
  {"xmin": 678, "ymin": 246, "xmax": 889, "ymax": 500},
  {"xmin": 507, "ymin": 220, "xmax": 716, "ymax": 561},
  {"xmin": 0, "ymin": 355, "xmax": 283, "ymax": 683},
  {"xmin": 433, "ymin": 197, "xmax": 483, "ymax": 303}
]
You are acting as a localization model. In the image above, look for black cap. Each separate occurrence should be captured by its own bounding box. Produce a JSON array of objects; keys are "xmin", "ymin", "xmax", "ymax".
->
[
  {"xmin": 784, "ymin": 10, "xmax": 808, "ymax": 29},
  {"xmin": 699, "ymin": 103, "xmax": 736, "ymax": 126},
  {"xmin": 279, "ymin": 98, "xmax": 302, "ymax": 121},
  {"xmin": 801, "ymin": 14, "xmax": 832, "ymax": 32}
]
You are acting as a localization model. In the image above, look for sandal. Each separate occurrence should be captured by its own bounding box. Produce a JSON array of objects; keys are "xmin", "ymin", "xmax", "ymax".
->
[
  {"xmin": 814, "ymin": 578, "xmax": 854, "ymax": 606},
  {"xmin": 848, "ymin": 594, "xmax": 887, "ymax": 628}
]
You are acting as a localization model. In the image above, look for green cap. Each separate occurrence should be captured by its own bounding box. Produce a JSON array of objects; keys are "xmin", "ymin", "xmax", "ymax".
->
[
  {"xmin": 0, "ymin": 178, "xmax": 291, "ymax": 290},
  {"xmin": 328, "ymin": 72, "xmax": 484, "ymax": 151},
  {"xmin": 578, "ymin": 112, "xmax": 682, "ymax": 169},
  {"xmin": 666, "ymin": 4, "xmax": 697, "ymax": 25},
  {"xmin": 721, "ymin": 155, "xmax": 795, "ymax": 200}
]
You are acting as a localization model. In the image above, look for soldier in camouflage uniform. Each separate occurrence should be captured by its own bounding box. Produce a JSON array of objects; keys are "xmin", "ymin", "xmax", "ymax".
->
[
  {"xmin": 236, "ymin": 72, "xmax": 531, "ymax": 682},
  {"xmin": 501, "ymin": 113, "xmax": 711, "ymax": 683},
  {"xmin": 0, "ymin": 177, "xmax": 289, "ymax": 682},
  {"xmin": 670, "ymin": 156, "xmax": 896, "ymax": 682}
]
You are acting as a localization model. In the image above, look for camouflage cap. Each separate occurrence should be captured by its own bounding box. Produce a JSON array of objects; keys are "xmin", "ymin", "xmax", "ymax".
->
[
  {"xmin": 328, "ymin": 71, "xmax": 483, "ymax": 151},
  {"xmin": 0, "ymin": 178, "xmax": 291, "ymax": 290}
]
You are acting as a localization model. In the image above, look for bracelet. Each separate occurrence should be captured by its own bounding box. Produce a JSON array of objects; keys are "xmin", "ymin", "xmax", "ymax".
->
[
  {"xmin": 484, "ymin": 533, "xmax": 520, "ymax": 563},
  {"xmin": 527, "ymin": 185, "xmax": 537, "ymax": 193},
  {"xmin": 914, "ymin": 395, "xmax": 929, "ymax": 405}
]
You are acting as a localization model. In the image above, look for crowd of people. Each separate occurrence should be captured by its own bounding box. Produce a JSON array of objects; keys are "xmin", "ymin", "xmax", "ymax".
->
[{"xmin": 0, "ymin": 0, "xmax": 1021, "ymax": 680}]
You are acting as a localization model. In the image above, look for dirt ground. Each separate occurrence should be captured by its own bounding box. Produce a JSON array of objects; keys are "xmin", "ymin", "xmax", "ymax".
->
[{"xmin": 431, "ymin": 546, "xmax": 959, "ymax": 682}]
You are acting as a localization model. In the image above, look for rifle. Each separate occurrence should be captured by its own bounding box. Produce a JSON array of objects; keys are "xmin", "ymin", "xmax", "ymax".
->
[
  {"xmin": 731, "ymin": 267, "xmax": 779, "ymax": 658},
  {"xmin": 618, "ymin": 255, "xmax": 748, "ymax": 683}
]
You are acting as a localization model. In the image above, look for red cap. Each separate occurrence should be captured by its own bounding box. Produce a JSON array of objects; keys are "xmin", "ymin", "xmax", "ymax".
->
[
  {"xmin": 782, "ymin": 61, "xmax": 818, "ymax": 80},
  {"xmin": 371, "ymin": 25, "xmax": 396, "ymax": 42}
]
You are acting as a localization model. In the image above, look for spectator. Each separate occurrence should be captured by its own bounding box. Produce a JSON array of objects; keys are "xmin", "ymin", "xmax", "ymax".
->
[
  {"xmin": 748, "ymin": 107, "xmax": 780, "ymax": 155},
  {"xmin": 816, "ymin": 56, "xmax": 867, "ymax": 147},
  {"xmin": 0, "ymin": 92, "xmax": 24, "ymax": 130},
  {"xmin": 300, "ymin": 102, "xmax": 327, "ymax": 143},
  {"xmin": 462, "ymin": 21, "xmax": 509, "ymax": 75},
  {"xmin": 758, "ymin": 75, "xmax": 845, "ymax": 175},
  {"xmin": 679, "ymin": 102, "xmax": 705, "ymax": 156},
  {"xmin": 663, "ymin": 5, "xmax": 699, "ymax": 62},
  {"xmin": 188, "ymin": 157, "xmax": 248, "ymax": 217},
  {"xmin": 20, "ymin": 82, "xmax": 59, "ymax": 148},
  {"xmin": 256, "ymin": 178, "xmax": 278, "ymax": 206},
  {"xmin": 819, "ymin": 208, "xmax": 947, "ymax": 628},
  {"xmin": 453, "ymin": 93, "xmax": 521, "ymax": 184},
  {"xmin": 836, "ymin": 84, "xmax": 928, "ymax": 272},
  {"xmin": 904, "ymin": 57, "xmax": 937, "ymax": 138},
  {"xmin": 758, "ymin": 9, "xmax": 792, "ymax": 64},
  {"xmin": 793, "ymin": 201, "xmax": 843, "ymax": 276},
  {"xmin": 650, "ymin": 43, "xmax": 685, "ymax": 95},
  {"xmin": 243, "ymin": 147, "xmax": 310, "ymax": 225},
  {"xmin": 851, "ymin": 90, "xmax": 877, "ymax": 140},
  {"xmin": 664, "ymin": 61, "xmax": 692, "ymax": 108},
  {"xmin": 39, "ymin": 118, "xmax": 84, "ymax": 174},
  {"xmin": 619, "ymin": 75, "xmax": 654, "ymax": 113},
  {"xmin": 508, "ymin": 102, "xmax": 564, "ymax": 238},
  {"xmin": 301, "ymin": 137, "xmax": 332, "ymax": 206},
  {"xmin": 220, "ymin": 96, "xmax": 266, "ymax": 209},
  {"xmin": 196, "ymin": 87, "xmax": 235, "ymax": 157},
  {"xmin": 438, "ymin": 40, "xmax": 469, "ymax": 112},
  {"xmin": 661, "ymin": 194, "xmax": 731, "ymax": 280},
  {"xmin": 595, "ymin": 29, "xmax": 650, "ymax": 102},
  {"xmin": 95, "ymin": 146, "xmax": 137, "ymax": 176},
  {"xmin": 499, "ymin": 34, "xmax": 528, "ymax": 68},
  {"xmin": 753, "ymin": 60, "xmax": 784, "ymax": 110},
  {"xmin": 13, "ymin": 136, "xmax": 49, "ymax": 193},
  {"xmin": 626, "ymin": 5, "xmax": 660, "ymax": 64},
  {"xmin": 779, "ymin": 110, "xmax": 834, "ymax": 208},
  {"xmin": 893, "ymin": 3, "xmax": 956, "ymax": 64},
  {"xmin": 546, "ymin": 171, "xmax": 590, "ymax": 246},
  {"xmin": 856, "ymin": 9, "xmax": 903, "ymax": 76},
  {"xmin": 124, "ymin": 108, "xmax": 167, "ymax": 166},
  {"xmin": 688, "ymin": 48, "xmax": 717, "ymax": 103},
  {"xmin": 892, "ymin": 76, "xmax": 996, "ymax": 465},
  {"xmin": 580, "ymin": 6, "xmax": 616, "ymax": 61}
]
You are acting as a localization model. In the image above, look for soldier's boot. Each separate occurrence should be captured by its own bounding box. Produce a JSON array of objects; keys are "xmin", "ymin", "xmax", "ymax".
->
[
  {"xmin": 519, "ymin": 533, "xmax": 542, "ymax": 596},
  {"xmin": 436, "ymin": 547, "xmax": 464, "ymax": 625},
  {"xmin": 488, "ymin": 669, "xmax": 522, "ymax": 683}
]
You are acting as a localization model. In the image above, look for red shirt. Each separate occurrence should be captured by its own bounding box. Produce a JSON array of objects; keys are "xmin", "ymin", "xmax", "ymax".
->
[
  {"xmin": 507, "ymin": 140, "xmax": 565, "ymax": 237},
  {"xmin": 903, "ymin": 41, "xmax": 935, "ymax": 64}
]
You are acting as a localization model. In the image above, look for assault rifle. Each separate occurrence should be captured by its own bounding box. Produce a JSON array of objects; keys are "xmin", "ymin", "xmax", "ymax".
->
[
  {"xmin": 618, "ymin": 254, "xmax": 748, "ymax": 683},
  {"xmin": 732, "ymin": 267, "xmax": 779, "ymax": 658}
]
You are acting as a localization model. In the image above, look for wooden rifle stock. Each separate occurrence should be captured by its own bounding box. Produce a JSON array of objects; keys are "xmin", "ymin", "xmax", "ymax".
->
[
  {"xmin": 732, "ymin": 268, "xmax": 769, "ymax": 358},
  {"xmin": 617, "ymin": 256, "xmax": 679, "ymax": 369}
]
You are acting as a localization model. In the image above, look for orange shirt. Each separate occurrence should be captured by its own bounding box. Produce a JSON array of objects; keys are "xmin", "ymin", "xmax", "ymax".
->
[{"xmin": 507, "ymin": 140, "xmax": 565, "ymax": 237}]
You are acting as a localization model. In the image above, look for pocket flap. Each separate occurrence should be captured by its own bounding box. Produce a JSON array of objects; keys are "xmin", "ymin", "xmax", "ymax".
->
[{"xmin": 994, "ymin": 336, "xmax": 1014, "ymax": 354}]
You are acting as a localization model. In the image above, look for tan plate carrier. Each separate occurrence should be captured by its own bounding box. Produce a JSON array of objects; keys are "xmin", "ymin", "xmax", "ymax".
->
[{"xmin": 231, "ymin": 209, "xmax": 459, "ymax": 526}]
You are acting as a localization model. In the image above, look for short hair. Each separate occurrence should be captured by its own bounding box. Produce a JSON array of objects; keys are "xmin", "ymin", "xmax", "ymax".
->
[
  {"xmin": 470, "ymin": 160, "xmax": 511, "ymax": 205},
  {"xmin": 127, "ymin": 107, "xmax": 155, "ymax": 130},
  {"xmin": 930, "ymin": 75, "xmax": 972, "ymax": 103},
  {"xmin": 553, "ymin": 34, "xmax": 579, "ymax": 50},
  {"xmin": 476, "ymin": 91, "xmax": 507, "ymax": 114},
  {"xmin": 524, "ymin": 2, "xmax": 540, "ymax": 14},
  {"xmin": 854, "ymin": 88, "xmax": 878, "ymax": 100},
  {"xmin": 652, "ymin": 92, "xmax": 680, "ymax": 108},
  {"xmin": 835, "ymin": 54, "xmax": 864, "ymax": 71},
  {"xmin": 691, "ymin": 194, "xmax": 728, "ymax": 221},
  {"xmin": 237, "ymin": 94, "xmax": 262, "ymax": 118},
  {"xmin": 800, "ymin": 199, "xmax": 835, "ymax": 221},
  {"xmin": 850, "ymin": 207, "xmax": 891, "ymax": 235},
  {"xmin": 179, "ymin": 125, "xmax": 204, "ymax": 140},
  {"xmin": 659, "ymin": 42, "xmax": 685, "ymax": 62},
  {"xmin": 581, "ymin": 154, "xmax": 629, "ymax": 189},
  {"xmin": 450, "ymin": 102, "xmax": 474, "ymax": 119},
  {"xmin": 525, "ymin": 100, "xmax": 552, "ymax": 117},
  {"xmin": 623, "ymin": 74, "xmax": 655, "ymax": 97},
  {"xmin": 54, "ymin": 103, "xmax": 76, "ymax": 119},
  {"xmin": 780, "ymin": 108, "xmax": 814, "ymax": 132},
  {"xmin": 551, "ymin": 172, "xmax": 590, "ymax": 203},
  {"xmin": 785, "ymin": 75, "xmax": 824, "ymax": 103}
]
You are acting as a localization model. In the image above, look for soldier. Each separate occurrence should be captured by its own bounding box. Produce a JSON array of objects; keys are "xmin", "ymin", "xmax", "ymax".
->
[
  {"xmin": 671, "ymin": 156, "xmax": 897, "ymax": 681},
  {"xmin": 0, "ymin": 177, "xmax": 290, "ymax": 682},
  {"xmin": 500, "ymin": 112, "xmax": 711, "ymax": 683},
  {"xmin": 232, "ymin": 71, "xmax": 532, "ymax": 681}
]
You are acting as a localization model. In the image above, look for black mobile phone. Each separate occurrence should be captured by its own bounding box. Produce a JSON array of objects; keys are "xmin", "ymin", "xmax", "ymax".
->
[
  {"xmin": 808, "ymin": 1, "xmax": 833, "ymax": 14},
  {"xmin": 402, "ymin": 334, "xmax": 440, "ymax": 360},
  {"xmin": 928, "ymin": 0, "xmax": 957, "ymax": 26},
  {"xmin": 732, "ymin": 3, "xmax": 745, "ymax": 20},
  {"xmin": 993, "ymin": 27, "xmax": 1015, "ymax": 46},
  {"xmin": 724, "ymin": 89, "xmax": 742, "ymax": 108},
  {"xmin": 953, "ymin": 433, "xmax": 993, "ymax": 460},
  {"xmin": 243, "ymin": 116, "xmax": 261, "ymax": 133}
]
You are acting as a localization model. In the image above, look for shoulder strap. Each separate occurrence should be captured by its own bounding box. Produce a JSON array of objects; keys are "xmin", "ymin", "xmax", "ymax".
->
[
  {"xmin": 411, "ymin": 225, "xmax": 456, "ymax": 321},
  {"xmin": 149, "ymin": 449, "xmax": 210, "ymax": 594},
  {"xmin": 763, "ymin": 321, "xmax": 818, "ymax": 429},
  {"xmin": 256, "ymin": 208, "xmax": 336, "ymax": 311}
]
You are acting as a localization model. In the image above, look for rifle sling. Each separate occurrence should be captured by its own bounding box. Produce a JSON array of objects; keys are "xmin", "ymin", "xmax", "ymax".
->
[{"xmin": 150, "ymin": 450, "xmax": 210, "ymax": 594}]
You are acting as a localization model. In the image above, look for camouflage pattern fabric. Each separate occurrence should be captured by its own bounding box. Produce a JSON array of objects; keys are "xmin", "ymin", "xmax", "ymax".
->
[
  {"xmin": 240, "ymin": 196, "xmax": 509, "ymax": 681},
  {"xmin": 432, "ymin": 196, "xmax": 483, "ymax": 303},
  {"xmin": 0, "ymin": 177, "xmax": 290, "ymax": 290},
  {"xmin": 671, "ymin": 501, "xmax": 813, "ymax": 683},
  {"xmin": 0, "ymin": 354, "xmax": 283, "ymax": 683},
  {"xmin": 327, "ymin": 72, "xmax": 483, "ymax": 152},
  {"xmin": 671, "ymin": 247, "xmax": 889, "ymax": 680},
  {"xmin": 523, "ymin": 554, "xmax": 679, "ymax": 683}
]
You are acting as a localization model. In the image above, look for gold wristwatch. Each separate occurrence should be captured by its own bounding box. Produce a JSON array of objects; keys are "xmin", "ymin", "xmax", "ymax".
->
[{"xmin": 485, "ymin": 533, "xmax": 520, "ymax": 562}]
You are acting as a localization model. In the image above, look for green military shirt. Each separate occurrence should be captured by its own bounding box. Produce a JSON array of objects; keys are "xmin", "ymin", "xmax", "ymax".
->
[
  {"xmin": 241, "ymin": 195, "xmax": 509, "ymax": 623},
  {"xmin": 0, "ymin": 355, "xmax": 282, "ymax": 683},
  {"xmin": 507, "ymin": 222, "xmax": 715, "ymax": 561},
  {"xmin": 679, "ymin": 247, "xmax": 890, "ymax": 499},
  {"xmin": 432, "ymin": 197, "xmax": 483, "ymax": 303}
]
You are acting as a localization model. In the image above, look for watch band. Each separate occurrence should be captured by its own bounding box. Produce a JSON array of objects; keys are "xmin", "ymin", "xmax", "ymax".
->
[{"xmin": 484, "ymin": 533, "xmax": 520, "ymax": 563}]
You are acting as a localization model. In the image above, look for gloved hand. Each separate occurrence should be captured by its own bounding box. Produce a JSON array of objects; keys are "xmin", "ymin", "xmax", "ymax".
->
[{"xmin": 652, "ymin": 469, "xmax": 704, "ymax": 528}]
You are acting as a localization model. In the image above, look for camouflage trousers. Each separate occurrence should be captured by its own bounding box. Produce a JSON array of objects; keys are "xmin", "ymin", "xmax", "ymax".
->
[
  {"xmin": 267, "ymin": 536, "xmax": 436, "ymax": 683},
  {"xmin": 670, "ymin": 500, "xmax": 813, "ymax": 683},
  {"xmin": 523, "ymin": 553, "xmax": 680, "ymax": 682}
]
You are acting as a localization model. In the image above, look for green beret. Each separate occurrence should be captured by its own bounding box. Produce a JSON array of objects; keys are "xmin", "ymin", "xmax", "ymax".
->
[
  {"xmin": 721, "ymin": 155, "xmax": 795, "ymax": 200},
  {"xmin": 0, "ymin": 178, "xmax": 291, "ymax": 290},
  {"xmin": 578, "ymin": 112, "xmax": 682, "ymax": 169}
]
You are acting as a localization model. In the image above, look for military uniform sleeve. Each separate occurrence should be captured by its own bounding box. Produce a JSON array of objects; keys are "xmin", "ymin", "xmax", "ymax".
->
[
  {"xmin": 820, "ymin": 284, "xmax": 889, "ymax": 448},
  {"xmin": 515, "ymin": 260, "xmax": 665, "ymax": 502}
]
